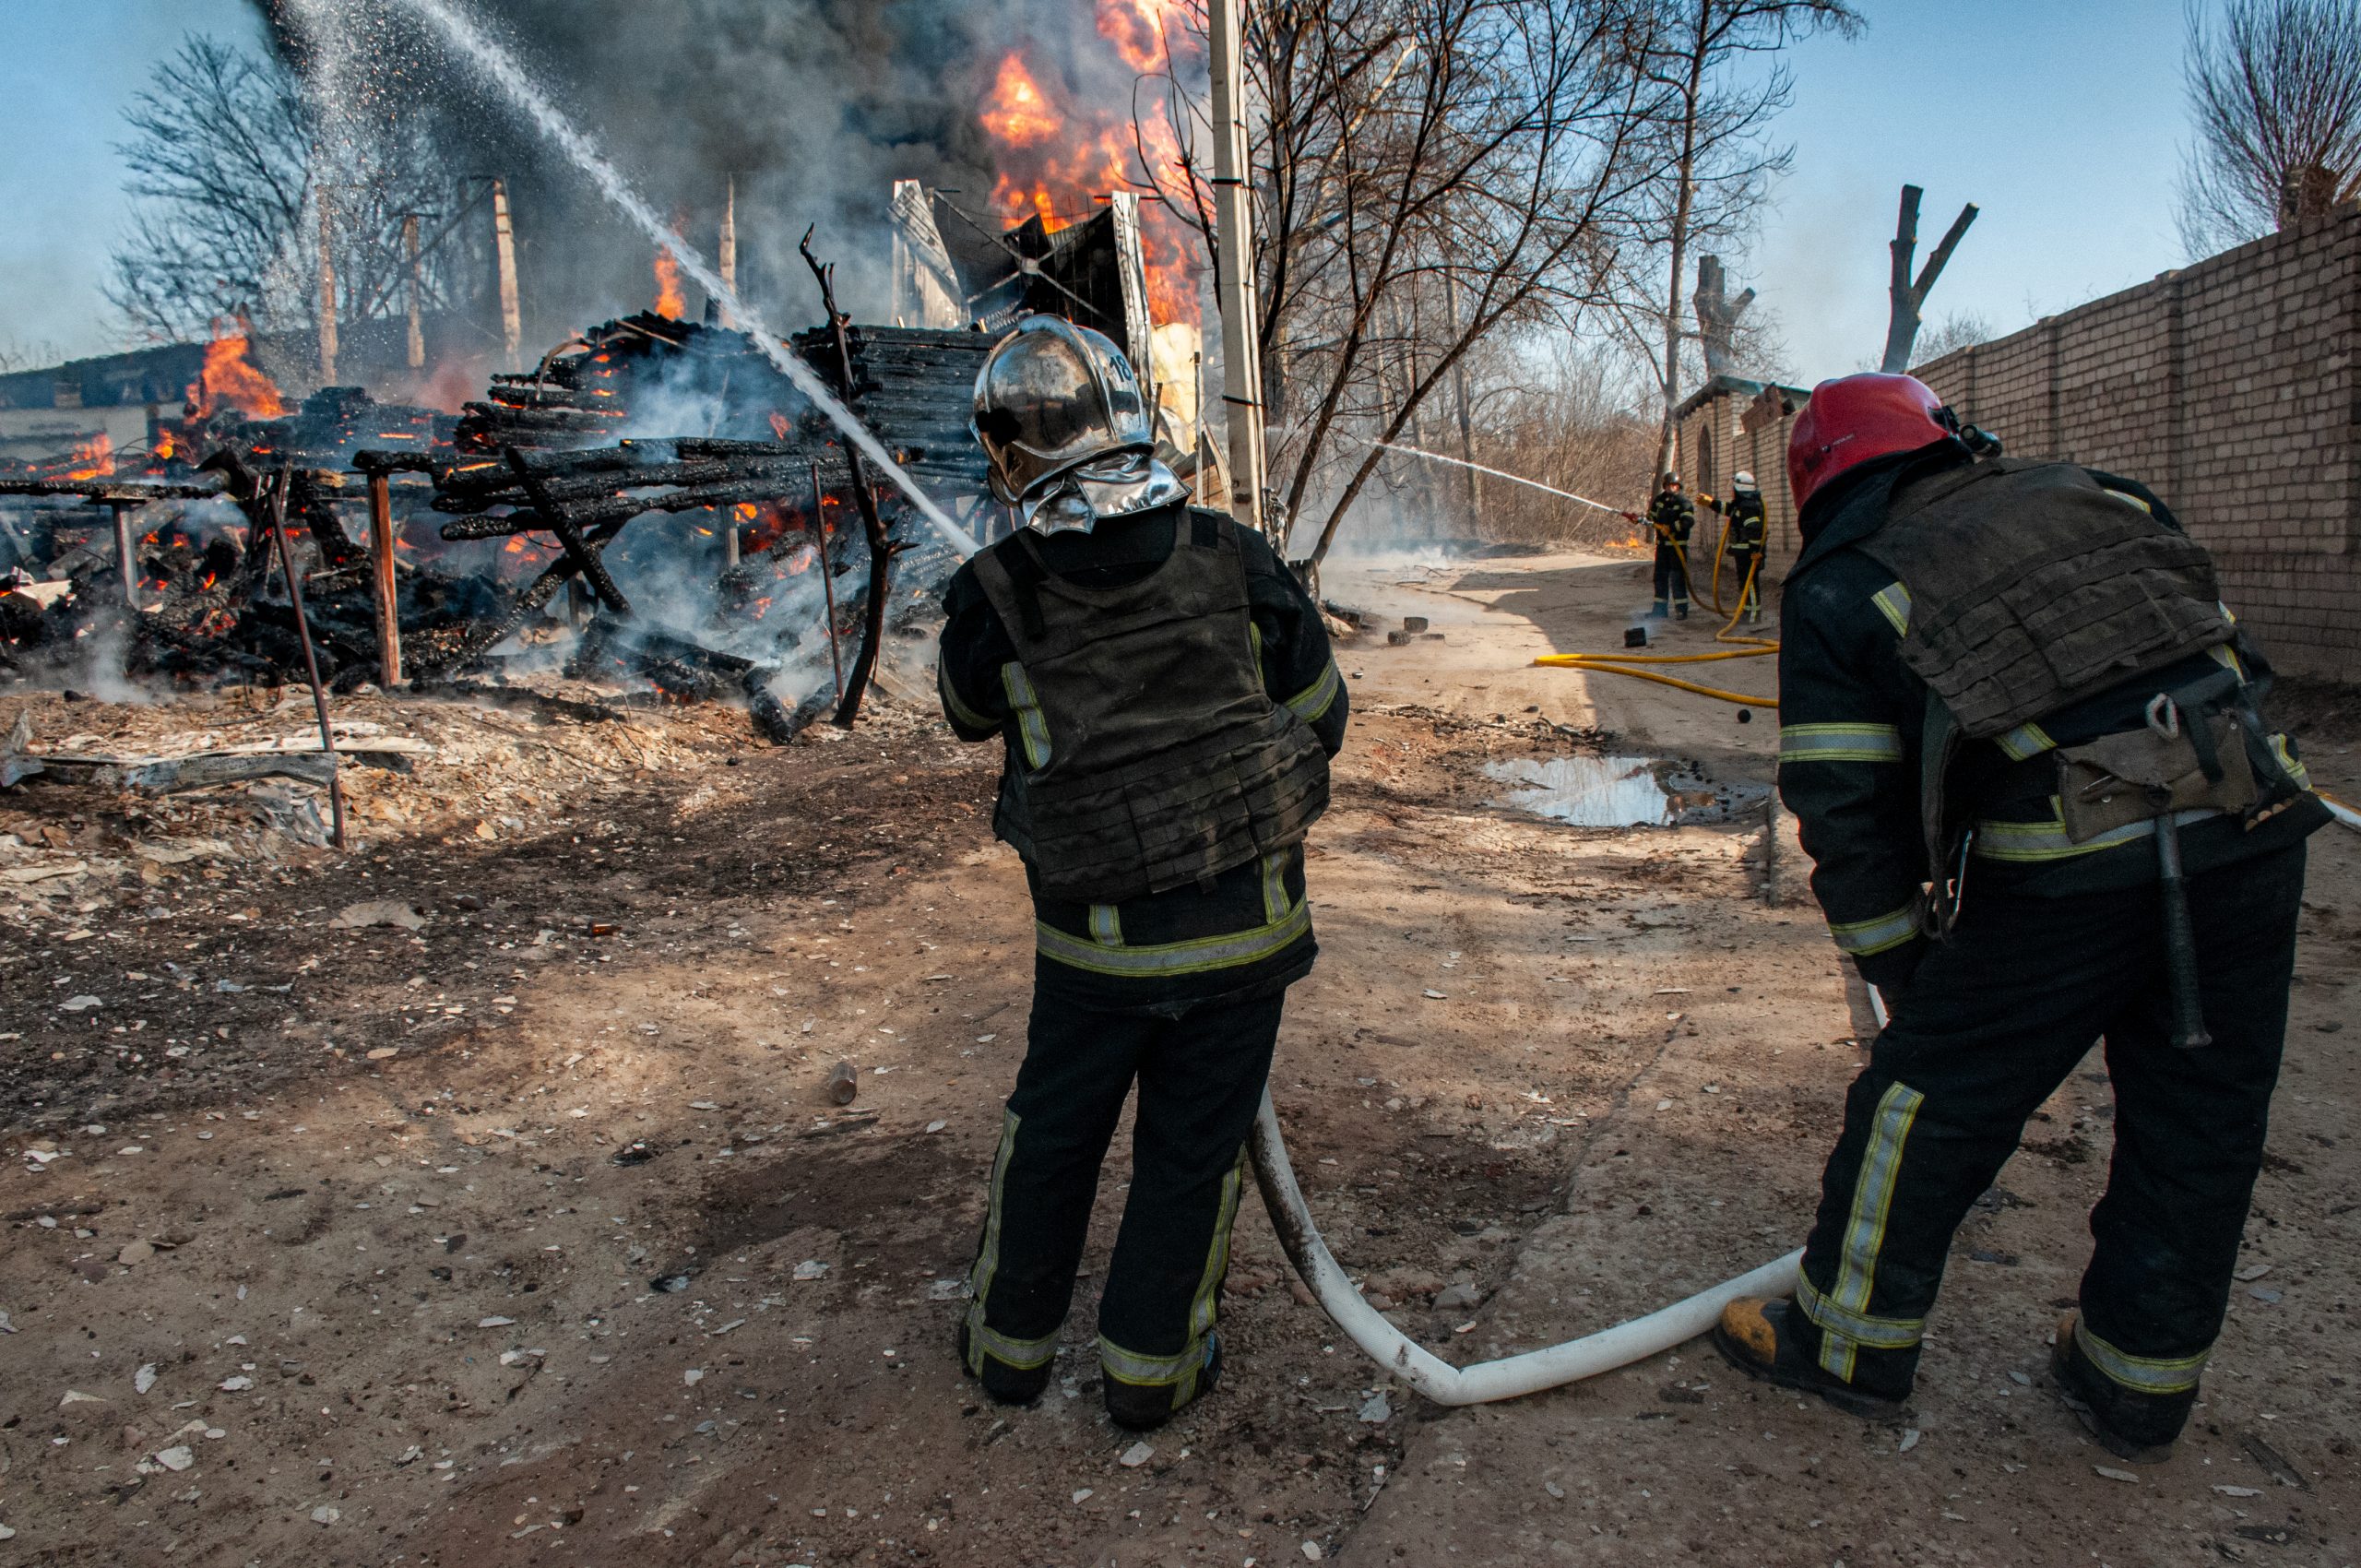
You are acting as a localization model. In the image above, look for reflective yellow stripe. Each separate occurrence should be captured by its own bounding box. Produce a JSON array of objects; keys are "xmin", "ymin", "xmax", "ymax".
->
[
  {"xmin": 1817, "ymin": 1081, "xmax": 1924, "ymax": 1380},
  {"xmin": 1780, "ymin": 722, "xmax": 1904, "ymax": 764},
  {"xmin": 1089, "ymin": 904, "xmax": 1123, "ymax": 946},
  {"xmin": 938, "ymin": 657, "xmax": 997, "ymax": 732},
  {"xmin": 1285, "ymin": 659, "xmax": 1344, "ymax": 726},
  {"xmin": 1796, "ymin": 1273, "xmax": 1924, "ymax": 1349},
  {"xmin": 1036, "ymin": 897, "xmax": 1311, "ymax": 978},
  {"xmin": 1098, "ymin": 1334, "xmax": 1204, "ymax": 1389},
  {"xmin": 1871, "ymin": 581, "xmax": 1912, "ymax": 636},
  {"xmin": 2206, "ymin": 642, "xmax": 2248, "ymax": 681},
  {"xmin": 2272, "ymin": 735, "xmax": 2310, "ymax": 789},
  {"xmin": 1994, "ymin": 720, "xmax": 2056, "ymax": 762},
  {"xmin": 1001, "ymin": 663, "xmax": 1052, "ymax": 768},
  {"xmin": 2102, "ymin": 488, "xmax": 2153, "ymax": 515},
  {"xmin": 1187, "ymin": 1148, "xmax": 1247, "ymax": 1346},
  {"xmin": 1829, "ymin": 901, "xmax": 1921, "ymax": 957},
  {"xmin": 963, "ymin": 1310, "xmax": 1059, "ymax": 1372},
  {"xmin": 1259, "ymin": 850, "xmax": 1289, "ymax": 924},
  {"xmin": 965, "ymin": 1111, "xmax": 1058, "ymax": 1373},
  {"xmin": 1972, "ymin": 804, "xmax": 2224, "ymax": 862},
  {"xmin": 2075, "ymin": 1318, "xmax": 2210, "ymax": 1395}
]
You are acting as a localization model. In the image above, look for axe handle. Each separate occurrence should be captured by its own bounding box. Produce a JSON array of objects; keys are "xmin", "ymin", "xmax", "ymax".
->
[{"xmin": 2154, "ymin": 816, "xmax": 2212, "ymax": 1049}]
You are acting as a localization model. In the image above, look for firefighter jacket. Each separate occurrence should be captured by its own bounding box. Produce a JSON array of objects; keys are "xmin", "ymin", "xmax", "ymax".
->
[
  {"xmin": 1776, "ymin": 444, "xmax": 2325, "ymax": 992},
  {"xmin": 1646, "ymin": 488, "xmax": 1695, "ymax": 548},
  {"xmin": 1711, "ymin": 490, "xmax": 1766, "ymax": 555},
  {"xmin": 938, "ymin": 502, "xmax": 1350, "ymax": 1013}
]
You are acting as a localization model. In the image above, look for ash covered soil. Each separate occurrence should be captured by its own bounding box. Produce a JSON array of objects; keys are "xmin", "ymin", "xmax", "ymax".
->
[{"xmin": 0, "ymin": 552, "xmax": 2355, "ymax": 1567}]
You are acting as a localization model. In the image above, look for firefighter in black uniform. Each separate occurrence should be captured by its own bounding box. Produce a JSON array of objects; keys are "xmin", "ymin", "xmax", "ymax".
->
[
  {"xmin": 1645, "ymin": 472, "xmax": 1695, "ymax": 619},
  {"xmin": 1714, "ymin": 373, "xmax": 2327, "ymax": 1463},
  {"xmin": 1703, "ymin": 469, "xmax": 1767, "ymax": 624},
  {"xmin": 937, "ymin": 316, "xmax": 1349, "ymax": 1431}
]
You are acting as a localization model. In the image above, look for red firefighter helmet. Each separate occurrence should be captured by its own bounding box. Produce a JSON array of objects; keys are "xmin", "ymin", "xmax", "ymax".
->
[{"xmin": 1786, "ymin": 373, "xmax": 1952, "ymax": 514}]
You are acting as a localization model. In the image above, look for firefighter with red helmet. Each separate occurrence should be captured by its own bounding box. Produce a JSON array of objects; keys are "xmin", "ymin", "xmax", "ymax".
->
[
  {"xmin": 937, "ymin": 316, "xmax": 1348, "ymax": 1431},
  {"xmin": 1714, "ymin": 373, "xmax": 2328, "ymax": 1461}
]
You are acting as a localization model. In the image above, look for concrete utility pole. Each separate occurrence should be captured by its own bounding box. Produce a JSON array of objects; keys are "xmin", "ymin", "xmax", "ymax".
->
[
  {"xmin": 1208, "ymin": 0, "xmax": 1268, "ymax": 538},
  {"xmin": 718, "ymin": 175, "xmax": 738, "ymax": 327},
  {"xmin": 315, "ymin": 182, "xmax": 340, "ymax": 385},
  {"xmin": 401, "ymin": 214, "xmax": 426, "ymax": 371},
  {"xmin": 490, "ymin": 178, "xmax": 524, "ymax": 372}
]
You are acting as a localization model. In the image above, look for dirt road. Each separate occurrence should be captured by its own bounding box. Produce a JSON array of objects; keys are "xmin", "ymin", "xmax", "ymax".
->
[{"xmin": 2, "ymin": 550, "xmax": 2353, "ymax": 1567}]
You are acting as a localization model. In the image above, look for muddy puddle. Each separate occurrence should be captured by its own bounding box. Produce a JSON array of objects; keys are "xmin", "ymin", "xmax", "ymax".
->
[{"xmin": 1485, "ymin": 754, "xmax": 1772, "ymax": 827}]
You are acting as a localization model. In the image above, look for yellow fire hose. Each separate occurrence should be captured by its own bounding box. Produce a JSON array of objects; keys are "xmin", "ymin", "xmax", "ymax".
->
[{"xmin": 1534, "ymin": 542, "xmax": 1778, "ymax": 709}]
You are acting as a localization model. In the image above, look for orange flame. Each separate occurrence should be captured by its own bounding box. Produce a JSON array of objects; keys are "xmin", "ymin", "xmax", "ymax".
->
[
  {"xmin": 978, "ymin": 42, "xmax": 1200, "ymax": 325},
  {"xmin": 767, "ymin": 410, "xmax": 792, "ymax": 442},
  {"xmin": 152, "ymin": 430, "xmax": 178, "ymax": 463},
  {"xmin": 982, "ymin": 54, "xmax": 1062, "ymax": 148},
  {"xmin": 188, "ymin": 326, "xmax": 288, "ymax": 421},
  {"xmin": 654, "ymin": 245, "xmax": 685, "ymax": 319},
  {"xmin": 1097, "ymin": 0, "xmax": 1176, "ymax": 73},
  {"xmin": 65, "ymin": 434, "xmax": 115, "ymax": 481}
]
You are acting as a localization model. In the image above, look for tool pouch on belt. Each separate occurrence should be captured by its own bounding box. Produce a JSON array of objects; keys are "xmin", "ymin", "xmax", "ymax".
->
[{"xmin": 2055, "ymin": 712, "xmax": 2259, "ymax": 843}]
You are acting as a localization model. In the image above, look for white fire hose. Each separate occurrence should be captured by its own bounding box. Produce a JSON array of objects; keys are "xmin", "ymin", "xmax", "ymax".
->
[{"xmin": 1247, "ymin": 1090, "xmax": 1801, "ymax": 1405}]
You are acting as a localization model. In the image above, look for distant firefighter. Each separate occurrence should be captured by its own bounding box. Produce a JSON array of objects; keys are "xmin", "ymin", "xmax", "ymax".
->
[
  {"xmin": 1703, "ymin": 469, "xmax": 1767, "ymax": 624},
  {"xmin": 1644, "ymin": 471, "xmax": 1695, "ymax": 620},
  {"xmin": 1717, "ymin": 372, "xmax": 2328, "ymax": 1464},
  {"xmin": 937, "ymin": 316, "xmax": 1348, "ymax": 1431}
]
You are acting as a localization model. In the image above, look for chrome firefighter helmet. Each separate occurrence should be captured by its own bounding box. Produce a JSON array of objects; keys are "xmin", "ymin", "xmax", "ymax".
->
[
  {"xmin": 972, "ymin": 314, "xmax": 1186, "ymax": 534},
  {"xmin": 1733, "ymin": 470, "xmax": 1758, "ymax": 492}
]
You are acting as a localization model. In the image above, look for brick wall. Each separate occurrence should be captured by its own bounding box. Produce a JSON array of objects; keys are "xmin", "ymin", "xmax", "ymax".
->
[
  {"xmin": 1675, "ymin": 214, "xmax": 2361, "ymax": 679},
  {"xmin": 1673, "ymin": 379, "xmax": 1808, "ymax": 576},
  {"xmin": 1914, "ymin": 213, "xmax": 2361, "ymax": 680}
]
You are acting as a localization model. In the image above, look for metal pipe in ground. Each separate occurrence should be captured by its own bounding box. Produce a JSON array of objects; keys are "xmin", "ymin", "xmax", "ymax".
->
[
  {"xmin": 266, "ymin": 476, "xmax": 348, "ymax": 849},
  {"xmin": 111, "ymin": 503, "xmax": 140, "ymax": 610}
]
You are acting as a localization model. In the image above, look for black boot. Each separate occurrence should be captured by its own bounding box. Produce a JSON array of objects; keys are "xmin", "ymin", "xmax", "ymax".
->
[
  {"xmin": 956, "ymin": 1316, "xmax": 1053, "ymax": 1408},
  {"xmin": 1103, "ymin": 1336, "xmax": 1222, "ymax": 1431},
  {"xmin": 1714, "ymin": 1297, "xmax": 1913, "ymax": 1419},
  {"xmin": 2051, "ymin": 1313, "xmax": 2194, "ymax": 1464}
]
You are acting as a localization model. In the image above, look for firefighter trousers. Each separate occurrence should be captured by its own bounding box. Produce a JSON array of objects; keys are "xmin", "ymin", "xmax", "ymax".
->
[
  {"xmin": 1653, "ymin": 544, "xmax": 1691, "ymax": 611},
  {"xmin": 963, "ymin": 986, "xmax": 1283, "ymax": 1403},
  {"xmin": 1797, "ymin": 841, "xmax": 2306, "ymax": 1399}
]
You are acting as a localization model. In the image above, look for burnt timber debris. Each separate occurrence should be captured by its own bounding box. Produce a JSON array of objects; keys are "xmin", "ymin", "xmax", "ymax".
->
[
  {"xmin": 1, "ymin": 308, "xmax": 997, "ymax": 747},
  {"xmin": 0, "ymin": 195, "xmax": 1179, "ymax": 778}
]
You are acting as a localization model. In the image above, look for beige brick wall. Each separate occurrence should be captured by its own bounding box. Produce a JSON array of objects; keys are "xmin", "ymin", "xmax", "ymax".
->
[
  {"xmin": 1675, "ymin": 385, "xmax": 1806, "ymax": 576},
  {"xmin": 1916, "ymin": 212, "xmax": 2361, "ymax": 681},
  {"xmin": 1679, "ymin": 214, "xmax": 2361, "ymax": 678}
]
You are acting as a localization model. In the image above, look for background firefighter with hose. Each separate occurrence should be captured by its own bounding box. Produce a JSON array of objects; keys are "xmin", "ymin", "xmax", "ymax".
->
[
  {"xmin": 1642, "ymin": 471, "xmax": 1697, "ymax": 620},
  {"xmin": 935, "ymin": 315, "xmax": 1349, "ymax": 1431},
  {"xmin": 1703, "ymin": 469, "xmax": 1769, "ymax": 625},
  {"xmin": 1713, "ymin": 372, "xmax": 2330, "ymax": 1463}
]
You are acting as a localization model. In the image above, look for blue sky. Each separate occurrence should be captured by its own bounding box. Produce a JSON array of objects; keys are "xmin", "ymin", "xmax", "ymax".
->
[
  {"xmin": 1750, "ymin": 0, "xmax": 2201, "ymax": 381},
  {"xmin": 0, "ymin": 0, "xmax": 264, "ymax": 363},
  {"xmin": 4, "ymin": 0, "xmax": 2204, "ymax": 376}
]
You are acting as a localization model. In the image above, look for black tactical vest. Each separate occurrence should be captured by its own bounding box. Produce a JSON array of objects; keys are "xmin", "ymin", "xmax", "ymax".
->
[
  {"xmin": 967, "ymin": 509, "xmax": 1331, "ymax": 903},
  {"xmin": 1859, "ymin": 457, "xmax": 2232, "ymax": 738}
]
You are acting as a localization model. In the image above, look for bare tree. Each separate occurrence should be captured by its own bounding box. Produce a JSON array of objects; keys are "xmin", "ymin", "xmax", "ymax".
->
[
  {"xmin": 1613, "ymin": 0, "xmax": 1859, "ymax": 481},
  {"xmin": 1464, "ymin": 330, "xmax": 1657, "ymax": 545},
  {"xmin": 1143, "ymin": 0, "xmax": 1681, "ymax": 568},
  {"xmin": 106, "ymin": 34, "xmax": 465, "ymax": 350},
  {"xmin": 1909, "ymin": 309, "xmax": 1994, "ymax": 366},
  {"xmin": 2179, "ymin": 0, "xmax": 2361, "ymax": 255},
  {"xmin": 1878, "ymin": 182, "xmax": 1975, "ymax": 374},
  {"xmin": 1691, "ymin": 253, "xmax": 1752, "ymax": 376}
]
